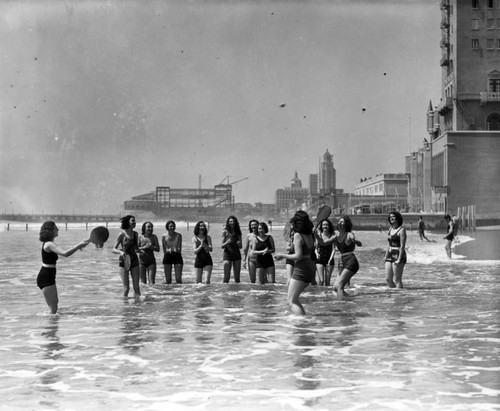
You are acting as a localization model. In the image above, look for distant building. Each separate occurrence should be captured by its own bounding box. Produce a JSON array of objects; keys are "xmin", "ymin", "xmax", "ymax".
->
[
  {"xmin": 275, "ymin": 171, "xmax": 309, "ymax": 213},
  {"xmin": 408, "ymin": 0, "xmax": 500, "ymax": 217},
  {"xmin": 309, "ymin": 174, "xmax": 318, "ymax": 195},
  {"xmin": 350, "ymin": 173, "xmax": 409, "ymax": 214},
  {"xmin": 290, "ymin": 169, "xmax": 302, "ymax": 189},
  {"xmin": 319, "ymin": 149, "xmax": 336, "ymax": 194},
  {"xmin": 354, "ymin": 174, "xmax": 408, "ymax": 197},
  {"xmin": 124, "ymin": 184, "xmax": 233, "ymax": 215}
]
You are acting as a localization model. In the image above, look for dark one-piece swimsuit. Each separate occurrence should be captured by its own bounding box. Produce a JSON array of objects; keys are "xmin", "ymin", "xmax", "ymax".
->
[
  {"xmin": 194, "ymin": 237, "xmax": 213, "ymax": 269},
  {"xmin": 37, "ymin": 242, "xmax": 58, "ymax": 289},
  {"xmin": 336, "ymin": 235, "xmax": 359, "ymax": 274},
  {"xmin": 386, "ymin": 227, "xmax": 407, "ymax": 264}
]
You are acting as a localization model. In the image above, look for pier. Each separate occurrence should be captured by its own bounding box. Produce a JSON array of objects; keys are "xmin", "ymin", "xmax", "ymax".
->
[{"xmin": 1, "ymin": 213, "xmax": 119, "ymax": 223}]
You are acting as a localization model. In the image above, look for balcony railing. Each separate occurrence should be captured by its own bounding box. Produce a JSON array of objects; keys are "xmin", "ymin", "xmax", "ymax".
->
[
  {"xmin": 480, "ymin": 91, "xmax": 500, "ymax": 104},
  {"xmin": 437, "ymin": 97, "xmax": 453, "ymax": 115},
  {"xmin": 440, "ymin": 56, "xmax": 450, "ymax": 67}
]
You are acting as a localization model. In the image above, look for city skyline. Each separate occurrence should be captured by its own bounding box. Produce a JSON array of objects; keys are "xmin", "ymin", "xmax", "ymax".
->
[{"xmin": 0, "ymin": 0, "xmax": 441, "ymax": 214}]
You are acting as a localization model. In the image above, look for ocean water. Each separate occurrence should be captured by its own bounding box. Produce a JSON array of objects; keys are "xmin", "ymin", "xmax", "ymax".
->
[{"xmin": 0, "ymin": 222, "xmax": 499, "ymax": 411}]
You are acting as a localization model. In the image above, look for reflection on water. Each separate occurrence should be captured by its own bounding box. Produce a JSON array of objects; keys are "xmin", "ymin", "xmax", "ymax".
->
[
  {"xmin": 0, "ymin": 228, "xmax": 499, "ymax": 410},
  {"xmin": 41, "ymin": 316, "xmax": 65, "ymax": 360},
  {"xmin": 38, "ymin": 316, "xmax": 65, "ymax": 396},
  {"xmin": 292, "ymin": 328, "xmax": 320, "ymax": 392}
]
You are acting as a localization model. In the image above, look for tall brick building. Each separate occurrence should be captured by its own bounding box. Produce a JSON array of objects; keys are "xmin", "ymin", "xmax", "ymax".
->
[{"xmin": 407, "ymin": 0, "xmax": 500, "ymax": 218}]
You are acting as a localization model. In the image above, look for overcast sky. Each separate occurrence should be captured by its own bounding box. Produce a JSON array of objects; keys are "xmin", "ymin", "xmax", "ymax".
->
[{"xmin": 0, "ymin": 0, "xmax": 441, "ymax": 214}]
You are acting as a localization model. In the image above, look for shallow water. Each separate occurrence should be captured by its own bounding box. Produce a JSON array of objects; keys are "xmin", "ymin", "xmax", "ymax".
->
[{"xmin": 0, "ymin": 224, "xmax": 499, "ymax": 410}]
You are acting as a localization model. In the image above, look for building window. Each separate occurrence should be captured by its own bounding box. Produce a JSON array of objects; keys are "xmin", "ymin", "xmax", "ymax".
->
[
  {"xmin": 497, "ymin": 39, "xmax": 500, "ymax": 48},
  {"xmin": 487, "ymin": 113, "xmax": 500, "ymax": 130},
  {"xmin": 472, "ymin": 19, "xmax": 480, "ymax": 30},
  {"xmin": 487, "ymin": 19, "xmax": 495, "ymax": 29},
  {"xmin": 472, "ymin": 39, "xmax": 480, "ymax": 50},
  {"xmin": 487, "ymin": 39, "xmax": 495, "ymax": 49},
  {"xmin": 472, "ymin": 0, "xmax": 478, "ymax": 8},
  {"xmin": 488, "ymin": 0, "xmax": 494, "ymax": 8},
  {"xmin": 489, "ymin": 78, "xmax": 500, "ymax": 91}
]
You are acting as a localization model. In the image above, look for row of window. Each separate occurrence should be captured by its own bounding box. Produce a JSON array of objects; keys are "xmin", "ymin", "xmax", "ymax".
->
[
  {"xmin": 472, "ymin": 18, "xmax": 500, "ymax": 29},
  {"xmin": 472, "ymin": 0, "xmax": 499, "ymax": 9},
  {"xmin": 471, "ymin": 38, "xmax": 500, "ymax": 49}
]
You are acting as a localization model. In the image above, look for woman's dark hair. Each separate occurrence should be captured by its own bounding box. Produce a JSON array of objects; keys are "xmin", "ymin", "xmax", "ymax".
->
[
  {"xmin": 290, "ymin": 210, "xmax": 313, "ymax": 234},
  {"xmin": 340, "ymin": 215, "xmax": 353, "ymax": 232},
  {"xmin": 248, "ymin": 219, "xmax": 259, "ymax": 232},
  {"xmin": 318, "ymin": 218, "xmax": 334, "ymax": 234},
  {"xmin": 165, "ymin": 220, "xmax": 176, "ymax": 230},
  {"xmin": 225, "ymin": 215, "xmax": 242, "ymax": 236},
  {"xmin": 141, "ymin": 221, "xmax": 153, "ymax": 235},
  {"xmin": 120, "ymin": 215, "xmax": 135, "ymax": 230},
  {"xmin": 388, "ymin": 211, "xmax": 403, "ymax": 226},
  {"xmin": 39, "ymin": 221, "xmax": 57, "ymax": 242},
  {"xmin": 194, "ymin": 221, "xmax": 208, "ymax": 236},
  {"xmin": 258, "ymin": 222, "xmax": 269, "ymax": 234},
  {"xmin": 444, "ymin": 214, "xmax": 451, "ymax": 221}
]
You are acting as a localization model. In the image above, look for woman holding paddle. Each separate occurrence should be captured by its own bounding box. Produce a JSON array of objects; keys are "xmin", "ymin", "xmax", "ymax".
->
[
  {"xmin": 112, "ymin": 215, "xmax": 141, "ymax": 298},
  {"xmin": 332, "ymin": 215, "xmax": 361, "ymax": 301},
  {"xmin": 138, "ymin": 221, "xmax": 160, "ymax": 284},
  {"xmin": 275, "ymin": 210, "xmax": 315, "ymax": 315},
  {"xmin": 37, "ymin": 221, "xmax": 89, "ymax": 314}
]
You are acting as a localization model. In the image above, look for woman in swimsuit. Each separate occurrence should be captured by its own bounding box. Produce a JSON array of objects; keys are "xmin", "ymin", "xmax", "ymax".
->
[
  {"xmin": 221, "ymin": 215, "xmax": 242, "ymax": 283},
  {"xmin": 385, "ymin": 211, "xmax": 407, "ymax": 288},
  {"xmin": 243, "ymin": 220, "xmax": 259, "ymax": 283},
  {"xmin": 314, "ymin": 219, "xmax": 336, "ymax": 286},
  {"xmin": 162, "ymin": 220, "xmax": 184, "ymax": 284},
  {"xmin": 250, "ymin": 222, "xmax": 276, "ymax": 284},
  {"xmin": 443, "ymin": 214, "xmax": 454, "ymax": 258},
  {"xmin": 138, "ymin": 221, "xmax": 160, "ymax": 284},
  {"xmin": 112, "ymin": 215, "xmax": 141, "ymax": 297},
  {"xmin": 37, "ymin": 221, "xmax": 89, "ymax": 314},
  {"xmin": 285, "ymin": 227, "xmax": 295, "ymax": 286},
  {"xmin": 192, "ymin": 221, "xmax": 213, "ymax": 284},
  {"xmin": 332, "ymin": 215, "xmax": 361, "ymax": 301},
  {"xmin": 275, "ymin": 210, "xmax": 315, "ymax": 315}
]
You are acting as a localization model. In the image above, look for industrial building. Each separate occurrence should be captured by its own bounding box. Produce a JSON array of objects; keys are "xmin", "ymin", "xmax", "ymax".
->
[{"xmin": 123, "ymin": 176, "xmax": 248, "ymax": 217}]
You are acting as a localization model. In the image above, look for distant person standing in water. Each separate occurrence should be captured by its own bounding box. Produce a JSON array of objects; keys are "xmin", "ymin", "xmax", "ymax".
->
[
  {"xmin": 113, "ymin": 215, "xmax": 141, "ymax": 297},
  {"xmin": 275, "ymin": 210, "xmax": 315, "ymax": 315},
  {"xmin": 138, "ymin": 221, "xmax": 160, "ymax": 284},
  {"xmin": 37, "ymin": 221, "xmax": 89, "ymax": 314},
  {"xmin": 250, "ymin": 222, "xmax": 276, "ymax": 284},
  {"xmin": 192, "ymin": 221, "xmax": 213, "ymax": 284},
  {"xmin": 332, "ymin": 215, "xmax": 361, "ymax": 300},
  {"xmin": 221, "ymin": 215, "xmax": 242, "ymax": 283},
  {"xmin": 444, "ymin": 214, "xmax": 454, "ymax": 259},
  {"xmin": 285, "ymin": 227, "xmax": 295, "ymax": 286},
  {"xmin": 243, "ymin": 220, "xmax": 259, "ymax": 283},
  {"xmin": 417, "ymin": 216, "xmax": 431, "ymax": 242},
  {"xmin": 162, "ymin": 220, "xmax": 184, "ymax": 284},
  {"xmin": 452, "ymin": 214, "xmax": 460, "ymax": 243},
  {"xmin": 385, "ymin": 211, "xmax": 407, "ymax": 288},
  {"xmin": 314, "ymin": 218, "xmax": 336, "ymax": 286}
]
